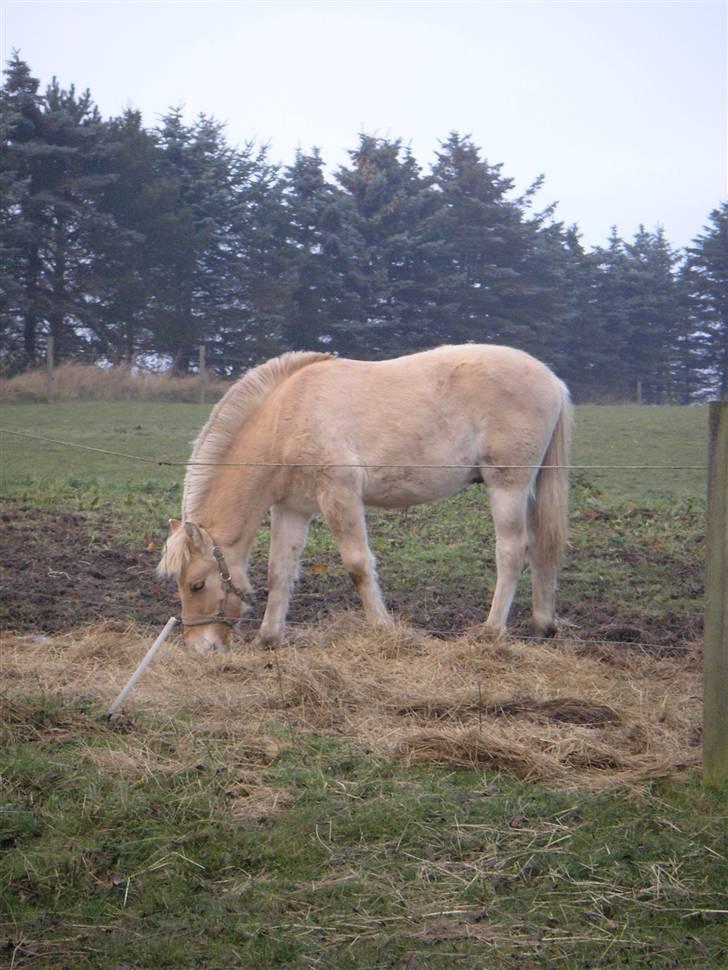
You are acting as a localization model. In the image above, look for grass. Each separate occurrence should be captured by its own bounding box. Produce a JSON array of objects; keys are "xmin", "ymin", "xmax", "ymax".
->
[
  {"xmin": 0, "ymin": 401, "xmax": 710, "ymax": 505},
  {"xmin": 1, "ymin": 623, "xmax": 726, "ymax": 969},
  {"xmin": 0, "ymin": 399, "xmax": 722, "ymax": 968},
  {"xmin": 1, "ymin": 707, "xmax": 726, "ymax": 968}
]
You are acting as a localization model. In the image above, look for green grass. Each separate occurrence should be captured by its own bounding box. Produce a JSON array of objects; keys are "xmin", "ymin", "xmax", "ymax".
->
[
  {"xmin": 1, "ymin": 702, "xmax": 726, "ymax": 969},
  {"xmin": 0, "ymin": 401, "xmax": 709, "ymax": 505}
]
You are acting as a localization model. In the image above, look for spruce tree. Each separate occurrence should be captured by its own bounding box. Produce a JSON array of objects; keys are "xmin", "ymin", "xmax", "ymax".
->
[
  {"xmin": 0, "ymin": 55, "xmax": 124, "ymax": 365},
  {"xmin": 0, "ymin": 54, "xmax": 44, "ymax": 367},
  {"xmin": 423, "ymin": 133, "xmax": 560, "ymax": 352},
  {"xmin": 684, "ymin": 203, "xmax": 728, "ymax": 398},
  {"xmin": 281, "ymin": 148, "xmax": 360, "ymax": 351},
  {"xmin": 334, "ymin": 135, "xmax": 437, "ymax": 355},
  {"xmin": 152, "ymin": 109, "xmax": 284, "ymax": 371}
]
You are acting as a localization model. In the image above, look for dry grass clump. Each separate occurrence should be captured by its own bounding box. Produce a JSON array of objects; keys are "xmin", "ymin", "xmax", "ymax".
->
[
  {"xmin": 0, "ymin": 362, "xmax": 230, "ymax": 402},
  {"xmin": 0, "ymin": 614, "xmax": 702, "ymax": 791}
]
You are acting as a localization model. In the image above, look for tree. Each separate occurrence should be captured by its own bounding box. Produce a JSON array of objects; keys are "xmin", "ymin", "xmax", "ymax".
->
[
  {"xmin": 422, "ymin": 133, "xmax": 562, "ymax": 353},
  {"xmin": 0, "ymin": 54, "xmax": 45, "ymax": 368},
  {"xmin": 150, "ymin": 109, "xmax": 285, "ymax": 371},
  {"xmin": 334, "ymin": 134, "xmax": 437, "ymax": 355},
  {"xmin": 684, "ymin": 203, "xmax": 728, "ymax": 398},
  {"xmin": 0, "ymin": 54, "xmax": 125, "ymax": 366},
  {"xmin": 280, "ymin": 148, "xmax": 360, "ymax": 351}
]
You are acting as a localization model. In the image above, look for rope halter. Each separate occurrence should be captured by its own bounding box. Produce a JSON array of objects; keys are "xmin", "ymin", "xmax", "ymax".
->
[{"xmin": 180, "ymin": 530, "xmax": 249, "ymax": 629}]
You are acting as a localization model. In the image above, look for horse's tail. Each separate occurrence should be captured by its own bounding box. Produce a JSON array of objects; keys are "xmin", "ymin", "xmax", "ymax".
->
[{"xmin": 529, "ymin": 382, "xmax": 573, "ymax": 569}]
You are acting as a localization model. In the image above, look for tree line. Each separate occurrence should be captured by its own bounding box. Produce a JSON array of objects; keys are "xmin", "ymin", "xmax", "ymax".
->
[{"xmin": 1, "ymin": 53, "xmax": 726, "ymax": 401}]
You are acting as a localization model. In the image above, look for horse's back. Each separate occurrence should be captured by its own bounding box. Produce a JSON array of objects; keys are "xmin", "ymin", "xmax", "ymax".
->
[
  {"xmin": 277, "ymin": 344, "xmax": 565, "ymax": 437},
  {"xmin": 262, "ymin": 345, "xmax": 566, "ymax": 507}
]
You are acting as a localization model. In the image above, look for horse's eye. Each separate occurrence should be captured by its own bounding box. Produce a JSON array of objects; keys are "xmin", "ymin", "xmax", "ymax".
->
[{"xmin": 190, "ymin": 580, "xmax": 205, "ymax": 593}]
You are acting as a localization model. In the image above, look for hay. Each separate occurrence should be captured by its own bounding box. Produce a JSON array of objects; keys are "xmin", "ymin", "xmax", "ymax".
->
[{"xmin": 0, "ymin": 614, "xmax": 702, "ymax": 791}]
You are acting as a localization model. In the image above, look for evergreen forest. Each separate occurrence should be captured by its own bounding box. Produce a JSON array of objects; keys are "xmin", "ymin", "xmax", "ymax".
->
[{"xmin": 1, "ymin": 54, "xmax": 726, "ymax": 401}]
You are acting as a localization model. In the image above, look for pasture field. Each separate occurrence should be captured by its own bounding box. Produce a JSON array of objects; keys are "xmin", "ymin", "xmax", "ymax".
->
[{"xmin": 1, "ymin": 400, "xmax": 726, "ymax": 969}]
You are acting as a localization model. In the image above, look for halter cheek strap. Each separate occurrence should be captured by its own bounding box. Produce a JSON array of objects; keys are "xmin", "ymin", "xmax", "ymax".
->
[{"xmin": 181, "ymin": 534, "xmax": 249, "ymax": 629}]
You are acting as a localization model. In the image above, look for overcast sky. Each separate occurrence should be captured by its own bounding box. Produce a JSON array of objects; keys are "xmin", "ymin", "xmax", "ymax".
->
[{"xmin": 1, "ymin": 0, "xmax": 725, "ymax": 249}]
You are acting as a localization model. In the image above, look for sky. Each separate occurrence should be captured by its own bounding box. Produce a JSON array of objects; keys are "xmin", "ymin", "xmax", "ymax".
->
[{"xmin": 1, "ymin": 0, "xmax": 725, "ymax": 250}]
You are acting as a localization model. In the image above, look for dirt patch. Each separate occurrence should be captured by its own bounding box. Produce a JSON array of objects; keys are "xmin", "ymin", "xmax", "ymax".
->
[
  {"xmin": 0, "ymin": 499, "xmax": 702, "ymax": 653},
  {"xmin": 0, "ymin": 501, "xmax": 167, "ymax": 632}
]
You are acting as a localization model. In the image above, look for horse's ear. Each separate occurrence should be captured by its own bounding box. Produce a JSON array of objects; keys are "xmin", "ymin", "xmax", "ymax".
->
[
  {"xmin": 183, "ymin": 521, "xmax": 210, "ymax": 553},
  {"xmin": 169, "ymin": 518, "xmax": 182, "ymax": 534}
]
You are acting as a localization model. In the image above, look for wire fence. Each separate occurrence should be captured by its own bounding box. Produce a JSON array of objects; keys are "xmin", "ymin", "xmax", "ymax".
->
[
  {"xmin": 0, "ymin": 428, "xmax": 709, "ymax": 473},
  {"xmin": 0, "ymin": 423, "xmax": 710, "ymax": 654}
]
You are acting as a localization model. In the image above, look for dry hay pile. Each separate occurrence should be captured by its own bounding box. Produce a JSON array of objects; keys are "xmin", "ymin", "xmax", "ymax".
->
[{"xmin": 1, "ymin": 615, "xmax": 702, "ymax": 791}]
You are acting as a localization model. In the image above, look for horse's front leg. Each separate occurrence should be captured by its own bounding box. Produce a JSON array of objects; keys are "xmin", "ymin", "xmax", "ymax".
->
[
  {"xmin": 317, "ymin": 486, "xmax": 391, "ymax": 627},
  {"xmin": 258, "ymin": 504, "xmax": 311, "ymax": 647}
]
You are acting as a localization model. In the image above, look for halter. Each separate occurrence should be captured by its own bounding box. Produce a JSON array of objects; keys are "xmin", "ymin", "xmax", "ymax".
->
[{"xmin": 181, "ymin": 531, "xmax": 249, "ymax": 629}]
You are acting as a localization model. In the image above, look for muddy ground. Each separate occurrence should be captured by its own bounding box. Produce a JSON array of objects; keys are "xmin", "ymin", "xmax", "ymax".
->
[{"xmin": 0, "ymin": 499, "xmax": 700, "ymax": 654}]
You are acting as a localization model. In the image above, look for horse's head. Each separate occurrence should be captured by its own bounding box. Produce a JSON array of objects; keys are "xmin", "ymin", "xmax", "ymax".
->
[{"xmin": 158, "ymin": 520, "xmax": 251, "ymax": 653}]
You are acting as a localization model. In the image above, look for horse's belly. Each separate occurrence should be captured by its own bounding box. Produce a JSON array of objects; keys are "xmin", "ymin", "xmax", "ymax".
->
[{"xmin": 363, "ymin": 468, "xmax": 475, "ymax": 509}]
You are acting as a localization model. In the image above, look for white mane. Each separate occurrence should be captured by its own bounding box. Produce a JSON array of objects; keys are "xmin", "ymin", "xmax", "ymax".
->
[{"xmin": 182, "ymin": 351, "xmax": 331, "ymax": 520}]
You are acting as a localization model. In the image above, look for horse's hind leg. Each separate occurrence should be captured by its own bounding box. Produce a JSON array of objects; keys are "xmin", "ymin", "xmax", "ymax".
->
[
  {"xmin": 258, "ymin": 504, "xmax": 311, "ymax": 646},
  {"xmin": 317, "ymin": 487, "xmax": 391, "ymax": 626},
  {"xmin": 484, "ymin": 484, "xmax": 529, "ymax": 638}
]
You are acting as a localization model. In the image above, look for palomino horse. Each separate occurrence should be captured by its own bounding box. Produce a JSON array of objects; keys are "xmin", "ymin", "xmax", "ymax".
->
[{"xmin": 159, "ymin": 345, "xmax": 572, "ymax": 652}]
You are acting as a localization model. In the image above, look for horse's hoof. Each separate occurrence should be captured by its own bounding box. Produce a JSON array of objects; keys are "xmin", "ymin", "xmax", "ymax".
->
[
  {"xmin": 255, "ymin": 634, "xmax": 282, "ymax": 651},
  {"xmin": 482, "ymin": 624, "xmax": 506, "ymax": 642},
  {"xmin": 535, "ymin": 622, "xmax": 558, "ymax": 639}
]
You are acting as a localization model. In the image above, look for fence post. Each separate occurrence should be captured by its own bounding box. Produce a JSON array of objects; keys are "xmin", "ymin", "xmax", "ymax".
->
[
  {"xmin": 198, "ymin": 345, "xmax": 206, "ymax": 405},
  {"xmin": 46, "ymin": 335, "xmax": 54, "ymax": 404},
  {"xmin": 704, "ymin": 401, "xmax": 728, "ymax": 787},
  {"xmin": 636, "ymin": 380, "xmax": 642, "ymax": 405}
]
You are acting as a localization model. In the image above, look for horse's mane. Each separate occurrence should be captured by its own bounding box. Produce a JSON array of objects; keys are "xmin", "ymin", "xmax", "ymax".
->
[{"xmin": 182, "ymin": 350, "xmax": 332, "ymax": 521}]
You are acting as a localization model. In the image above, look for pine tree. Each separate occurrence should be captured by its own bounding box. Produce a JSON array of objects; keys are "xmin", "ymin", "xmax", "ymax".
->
[
  {"xmin": 334, "ymin": 135, "xmax": 437, "ymax": 355},
  {"xmin": 0, "ymin": 54, "xmax": 44, "ymax": 368},
  {"xmin": 423, "ymin": 133, "xmax": 560, "ymax": 352},
  {"xmin": 0, "ymin": 55, "xmax": 124, "ymax": 365},
  {"xmin": 280, "ymin": 149, "xmax": 359, "ymax": 351},
  {"xmin": 684, "ymin": 203, "xmax": 728, "ymax": 398},
  {"xmin": 95, "ymin": 109, "xmax": 171, "ymax": 362},
  {"xmin": 546, "ymin": 226, "xmax": 597, "ymax": 393},
  {"xmin": 152, "ymin": 109, "xmax": 285, "ymax": 371}
]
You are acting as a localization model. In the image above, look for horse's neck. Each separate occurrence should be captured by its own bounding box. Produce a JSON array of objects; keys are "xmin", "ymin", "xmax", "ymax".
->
[
  {"xmin": 192, "ymin": 408, "xmax": 276, "ymax": 558},
  {"xmin": 198, "ymin": 465, "xmax": 270, "ymax": 559}
]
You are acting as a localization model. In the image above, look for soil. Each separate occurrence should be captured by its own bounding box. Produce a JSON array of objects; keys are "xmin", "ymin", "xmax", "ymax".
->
[{"xmin": 0, "ymin": 499, "xmax": 701, "ymax": 656}]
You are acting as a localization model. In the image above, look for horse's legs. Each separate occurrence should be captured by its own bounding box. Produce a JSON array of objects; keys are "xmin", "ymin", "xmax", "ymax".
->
[
  {"xmin": 258, "ymin": 504, "xmax": 311, "ymax": 646},
  {"xmin": 484, "ymin": 484, "xmax": 529, "ymax": 637},
  {"xmin": 317, "ymin": 488, "xmax": 391, "ymax": 625},
  {"xmin": 526, "ymin": 498, "xmax": 559, "ymax": 637}
]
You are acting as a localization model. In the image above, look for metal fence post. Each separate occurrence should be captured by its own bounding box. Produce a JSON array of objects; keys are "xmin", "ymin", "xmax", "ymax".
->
[
  {"xmin": 198, "ymin": 345, "xmax": 206, "ymax": 405},
  {"xmin": 704, "ymin": 401, "xmax": 728, "ymax": 787},
  {"xmin": 46, "ymin": 335, "xmax": 54, "ymax": 404}
]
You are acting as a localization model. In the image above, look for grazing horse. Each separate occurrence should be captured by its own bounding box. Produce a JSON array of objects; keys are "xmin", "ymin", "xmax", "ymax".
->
[{"xmin": 159, "ymin": 345, "xmax": 572, "ymax": 652}]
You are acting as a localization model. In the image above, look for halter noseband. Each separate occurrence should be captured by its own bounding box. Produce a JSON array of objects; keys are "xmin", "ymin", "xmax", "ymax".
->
[{"xmin": 181, "ymin": 531, "xmax": 249, "ymax": 629}]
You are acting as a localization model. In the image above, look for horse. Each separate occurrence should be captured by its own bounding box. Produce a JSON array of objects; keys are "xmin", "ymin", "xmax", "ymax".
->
[{"xmin": 158, "ymin": 344, "xmax": 572, "ymax": 653}]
